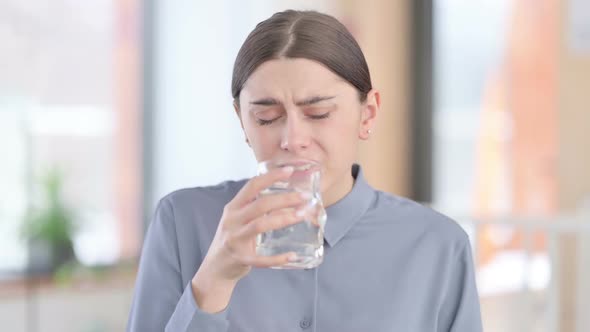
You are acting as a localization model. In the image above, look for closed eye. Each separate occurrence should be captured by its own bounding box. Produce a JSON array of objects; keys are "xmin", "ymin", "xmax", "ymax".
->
[
  {"xmin": 256, "ymin": 117, "xmax": 280, "ymax": 126},
  {"xmin": 308, "ymin": 112, "xmax": 330, "ymax": 120},
  {"xmin": 255, "ymin": 112, "xmax": 331, "ymax": 126}
]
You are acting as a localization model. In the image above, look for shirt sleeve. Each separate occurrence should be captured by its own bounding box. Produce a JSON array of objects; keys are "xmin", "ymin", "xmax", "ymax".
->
[
  {"xmin": 437, "ymin": 238, "xmax": 483, "ymax": 332},
  {"xmin": 126, "ymin": 197, "xmax": 231, "ymax": 332}
]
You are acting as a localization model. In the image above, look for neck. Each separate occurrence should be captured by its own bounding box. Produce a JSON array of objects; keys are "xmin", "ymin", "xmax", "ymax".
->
[{"xmin": 322, "ymin": 168, "xmax": 355, "ymax": 207}]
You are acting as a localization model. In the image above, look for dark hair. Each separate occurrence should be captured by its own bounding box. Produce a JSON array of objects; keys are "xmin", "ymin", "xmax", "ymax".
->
[{"xmin": 231, "ymin": 10, "xmax": 372, "ymax": 104}]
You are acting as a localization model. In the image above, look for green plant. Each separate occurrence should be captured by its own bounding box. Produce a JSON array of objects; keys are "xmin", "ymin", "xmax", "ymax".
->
[{"xmin": 21, "ymin": 167, "xmax": 78, "ymax": 274}]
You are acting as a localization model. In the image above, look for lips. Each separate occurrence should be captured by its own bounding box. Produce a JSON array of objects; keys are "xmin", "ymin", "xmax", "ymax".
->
[
  {"xmin": 258, "ymin": 158, "xmax": 322, "ymax": 179},
  {"xmin": 277, "ymin": 160, "xmax": 320, "ymax": 173},
  {"xmin": 274, "ymin": 158, "xmax": 316, "ymax": 166}
]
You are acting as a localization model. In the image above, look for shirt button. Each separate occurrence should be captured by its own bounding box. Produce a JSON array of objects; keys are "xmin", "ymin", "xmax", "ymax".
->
[{"xmin": 300, "ymin": 317, "xmax": 312, "ymax": 330}]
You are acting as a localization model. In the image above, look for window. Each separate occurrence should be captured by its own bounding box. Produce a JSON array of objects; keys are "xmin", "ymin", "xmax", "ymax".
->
[{"xmin": 0, "ymin": 0, "xmax": 142, "ymax": 275}]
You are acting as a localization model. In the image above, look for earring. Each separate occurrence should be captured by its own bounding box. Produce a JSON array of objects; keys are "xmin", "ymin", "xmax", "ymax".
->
[{"xmin": 367, "ymin": 129, "xmax": 372, "ymax": 135}]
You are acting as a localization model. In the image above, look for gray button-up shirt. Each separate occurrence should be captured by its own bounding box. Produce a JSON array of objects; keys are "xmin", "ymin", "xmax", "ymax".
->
[{"xmin": 127, "ymin": 165, "xmax": 483, "ymax": 331}]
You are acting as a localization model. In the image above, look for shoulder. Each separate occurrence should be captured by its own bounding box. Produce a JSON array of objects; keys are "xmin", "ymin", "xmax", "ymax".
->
[
  {"xmin": 149, "ymin": 179, "xmax": 249, "ymax": 244},
  {"xmin": 371, "ymin": 190, "xmax": 470, "ymax": 249},
  {"xmin": 160, "ymin": 178, "xmax": 248, "ymax": 210}
]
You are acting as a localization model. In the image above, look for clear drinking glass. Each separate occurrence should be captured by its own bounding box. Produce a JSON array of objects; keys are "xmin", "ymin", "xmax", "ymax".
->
[{"xmin": 255, "ymin": 159, "xmax": 327, "ymax": 269}]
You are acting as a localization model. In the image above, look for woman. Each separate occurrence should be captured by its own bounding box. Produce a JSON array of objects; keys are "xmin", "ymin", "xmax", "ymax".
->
[{"xmin": 127, "ymin": 10, "xmax": 482, "ymax": 332}]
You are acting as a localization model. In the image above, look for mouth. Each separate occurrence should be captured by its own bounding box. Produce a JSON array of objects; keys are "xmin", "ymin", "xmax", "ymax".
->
[
  {"xmin": 277, "ymin": 159, "xmax": 320, "ymax": 172},
  {"xmin": 258, "ymin": 158, "xmax": 322, "ymax": 179}
]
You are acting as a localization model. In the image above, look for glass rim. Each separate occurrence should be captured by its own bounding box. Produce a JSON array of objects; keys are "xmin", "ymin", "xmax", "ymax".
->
[{"xmin": 257, "ymin": 159, "xmax": 320, "ymax": 174}]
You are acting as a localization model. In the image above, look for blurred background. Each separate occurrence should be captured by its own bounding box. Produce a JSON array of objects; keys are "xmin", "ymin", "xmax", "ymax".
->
[{"xmin": 1, "ymin": 0, "xmax": 589, "ymax": 331}]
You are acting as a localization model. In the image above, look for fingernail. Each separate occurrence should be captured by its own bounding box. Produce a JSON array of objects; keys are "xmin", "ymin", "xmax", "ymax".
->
[
  {"xmin": 287, "ymin": 253, "xmax": 299, "ymax": 262},
  {"xmin": 282, "ymin": 166, "xmax": 294, "ymax": 174},
  {"xmin": 299, "ymin": 192, "xmax": 312, "ymax": 200},
  {"xmin": 295, "ymin": 209, "xmax": 306, "ymax": 218}
]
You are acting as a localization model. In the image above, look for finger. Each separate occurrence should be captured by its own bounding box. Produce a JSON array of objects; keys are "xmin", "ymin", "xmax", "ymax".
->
[
  {"xmin": 242, "ymin": 251, "xmax": 300, "ymax": 268},
  {"xmin": 238, "ymin": 208, "xmax": 304, "ymax": 239},
  {"xmin": 239, "ymin": 191, "xmax": 309, "ymax": 222},
  {"xmin": 295, "ymin": 207, "xmax": 320, "ymax": 227},
  {"xmin": 231, "ymin": 166, "xmax": 294, "ymax": 207}
]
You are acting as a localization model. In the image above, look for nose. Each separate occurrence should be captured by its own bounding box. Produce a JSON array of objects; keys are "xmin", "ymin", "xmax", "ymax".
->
[{"xmin": 279, "ymin": 114, "xmax": 311, "ymax": 152}]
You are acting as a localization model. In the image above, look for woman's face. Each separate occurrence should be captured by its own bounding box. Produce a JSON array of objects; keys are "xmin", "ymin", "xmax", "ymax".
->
[{"xmin": 236, "ymin": 58, "xmax": 378, "ymax": 204}]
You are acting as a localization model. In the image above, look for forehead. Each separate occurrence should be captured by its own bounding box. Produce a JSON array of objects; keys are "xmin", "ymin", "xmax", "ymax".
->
[{"xmin": 241, "ymin": 58, "xmax": 348, "ymax": 98}]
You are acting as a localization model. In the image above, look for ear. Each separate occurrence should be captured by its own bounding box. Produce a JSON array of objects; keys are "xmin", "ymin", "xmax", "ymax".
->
[
  {"xmin": 234, "ymin": 101, "xmax": 250, "ymax": 146},
  {"xmin": 358, "ymin": 89, "xmax": 380, "ymax": 140}
]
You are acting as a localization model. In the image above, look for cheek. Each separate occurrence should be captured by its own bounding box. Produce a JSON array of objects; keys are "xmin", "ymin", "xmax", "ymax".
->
[
  {"xmin": 325, "ymin": 115, "xmax": 360, "ymax": 143},
  {"xmin": 316, "ymin": 119, "xmax": 359, "ymax": 162},
  {"xmin": 244, "ymin": 125, "xmax": 280, "ymax": 158}
]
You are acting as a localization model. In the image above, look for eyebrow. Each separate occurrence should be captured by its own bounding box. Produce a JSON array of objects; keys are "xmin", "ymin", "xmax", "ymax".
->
[{"xmin": 250, "ymin": 95, "xmax": 335, "ymax": 107}]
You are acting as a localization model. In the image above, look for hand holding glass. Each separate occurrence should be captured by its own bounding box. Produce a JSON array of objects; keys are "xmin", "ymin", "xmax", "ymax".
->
[{"xmin": 255, "ymin": 160, "xmax": 326, "ymax": 269}]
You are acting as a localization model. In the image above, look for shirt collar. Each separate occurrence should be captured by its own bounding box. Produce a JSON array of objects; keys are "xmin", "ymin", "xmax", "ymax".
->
[{"xmin": 323, "ymin": 164, "xmax": 375, "ymax": 247}]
